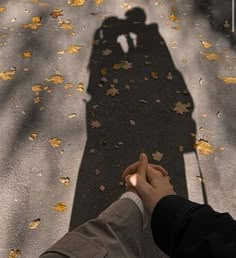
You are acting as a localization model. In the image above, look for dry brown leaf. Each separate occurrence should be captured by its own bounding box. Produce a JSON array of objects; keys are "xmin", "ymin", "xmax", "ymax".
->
[
  {"xmin": 46, "ymin": 75, "xmax": 64, "ymax": 84},
  {"xmin": 201, "ymin": 41, "xmax": 212, "ymax": 49},
  {"xmin": 23, "ymin": 16, "xmax": 41, "ymax": 30},
  {"xmin": 64, "ymin": 83, "xmax": 74, "ymax": 89},
  {"xmin": 169, "ymin": 8, "xmax": 179, "ymax": 22},
  {"xmin": 173, "ymin": 102, "xmax": 191, "ymax": 115},
  {"xmin": 66, "ymin": 45, "xmax": 82, "ymax": 54},
  {"xmin": 50, "ymin": 9, "xmax": 63, "ymax": 19},
  {"xmin": 90, "ymin": 120, "xmax": 101, "ymax": 128},
  {"xmin": 95, "ymin": 0, "xmax": 104, "ymax": 5},
  {"xmin": 33, "ymin": 96, "xmax": 41, "ymax": 103},
  {"xmin": 29, "ymin": 133, "xmax": 38, "ymax": 140},
  {"xmin": 217, "ymin": 75, "xmax": 236, "ymax": 84},
  {"xmin": 201, "ymin": 52, "xmax": 220, "ymax": 61},
  {"xmin": 49, "ymin": 137, "xmax": 61, "ymax": 148},
  {"xmin": 99, "ymin": 185, "xmax": 106, "ymax": 191},
  {"xmin": 102, "ymin": 49, "xmax": 112, "ymax": 56},
  {"xmin": 59, "ymin": 177, "xmax": 70, "ymax": 186},
  {"xmin": 22, "ymin": 51, "xmax": 32, "ymax": 58},
  {"xmin": 75, "ymin": 82, "xmax": 84, "ymax": 91},
  {"xmin": 0, "ymin": 71, "xmax": 15, "ymax": 80},
  {"xmin": 0, "ymin": 7, "xmax": 6, "ymax": 13},
  {"xmin": 179, "ymin": 145, "xmax": 184, "ymax": 152},
  {"xmin": 151, "ymin": 71, "xmax": 158, "ymax": 79},
  {"xmin": 152, "ymin": 151, "xmax": 164, "ymax": 161},
  {"xmin": 113, "ymin": 61, "xmax": 132, "ymax": 70},
  {"xmin": 32, "ymin": 84, "xmax": 43, "ymax": 92},
  {"xmin": 194, "ymin": 139, "xmax": 214, "ymax": 155},
  {"xmin": 106, "ymin": 87, "xmax": 119, "ymax": 97},
  {"xmin": 28, "ymin": 218, "xmax": 40, "ymax": 229},
  {"xmin": 8, "ymin": 249, "xmax": 21, "ymax": 258},
  {"xmin": 68, "ymin": 113, "xmax": 77, "ymax": 118},
  {"xmin": 68, "ymin": 0, "xmax": 85, "ymax": 6},
  {"xmin": 101, "ymin": 67, "xmax": 107, "ymax": 76},
  {"xmin": 54, "ymin": 202, "xmax": 67, "ymax": 212},
  {"xmin": 58, "ymin": 19, "xmax": 74, "ymax": 30}
]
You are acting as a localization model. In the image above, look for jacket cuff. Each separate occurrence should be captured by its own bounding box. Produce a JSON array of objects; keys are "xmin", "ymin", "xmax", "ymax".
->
[{"xmin": 151, "ymin": 195, "xmax": 201, "ymax": 254}]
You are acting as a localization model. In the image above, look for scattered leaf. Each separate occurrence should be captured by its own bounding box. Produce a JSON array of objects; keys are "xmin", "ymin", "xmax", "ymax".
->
[
  {"xmin": 49, "ymin": 137, "xmax": 61, "ymax": 148},
  {"xmin": 23, "ymin": 16, "xmax": 41, "ymax": 30},
  {"xmin": 106, "ymin": 86, "xmax": 119, "ymax": 96},
  {"xmin": 129, "ymin": 119, "xmax": 136, "ymax": 126},
  {"xmin": 29, "ymin": 133, "xmax": 38, "ymax": 140},
  {"xmin": 50, "ymin": 9, "xmax": 63, "ymax": 19},
  {"xmin": 169, "ymin": 8, "xmax": 179, "ymax": 22},
  {"xmin": 28, "ymin": 218, "xmax": 40, "ymax": 229},
  {"xmin": 167, "ymin": 72, "xmax": 173, "ymax": 80},
  {"xmin": 173, "ymin": 102, "xmax": 191, "ymax": 115},
  {"xmin": 217, "ymin": 75, "xmax": 236, "ymax": 84},
  {"xmin": 95, "ymin": 0, "xmax": 104, "ymax": 5},
  {"xmin": 152, "ymin": 151, "xmax": 164, "ymax": 161},
  {"xmin": 196, "ymin": 175, "xmax": 205, "ymax": 182},
  {"xmin": 99, "ymin": 185, "xmax": 106, "ymax": 191},
  {"xmin": 46, "ymin": 75, "xmax": 64, "ymax": 84},
  {"xmin": 76, "ymin": 82, "xmax": 84, "ymax": 91},
  {"xmin": 64, "ymin": 83, "xmax": 74, "ymax": 89},
  {"xmin": 102, "ymin": 49, "xmax": 112, "ymax": 55},
  {"xmin": 58, "ymin": 19, "xmax": 74, "ymax": 30},
  {"xmin": 8, "ymin": 249, "xmax": 21, "ymax": 258},
  {"xmin": 201, "ymin": 52, "xmax": 220, "ymax": 61},
  {"xmin": 90, "ymin": 120, "xmax": 101, "ymax": 128},
  {"xmin": 54, "ymin": 202, "xmax": 67, "ymax": 212},
  {"xmin": 201, "ymin": 41, "xmax": 212, "ymax": 49},
  {"xmin": 68, "ymin": 0, "xmax": 85, "ymax": 6},
  {"xmin": 32, "ymin": 84, "xmax": 43, "ymax": 92},
  {"xmin": 151, "ymin": 71, "xmax": 158, "ymax": 79},
  {"xmin": 113, "ymin": 61, "xmax": 132, "ymax": 70},
  {"xmin": 0, "ymin": 7, "xmax": 6, "ymax": 13},
  {"xmin": 179, "ymin": 145, "xmax": 184, "ymax": 152},
  {"xmin": 59, "ymin": 177, "xmax": 70, "ymax": 186},
  {"xmin": 22, "ymin": 51, "xmax": 32, "ymax": 58},
  {"xmin": 224, "ymin": 20, "xmax": 230, "ymax": 28},
  {"xmin": 66, "ymin": 45, "xmax": 82, "ymax": 54},
  {"xmin": 0, "ymin": 70, "xmax": 15, "ymax": 80},
  {"xmin": 101, "ymin": 67, "xmax": 107, "ymax": 76},
  {"xmin": 33, "ymin": 96, "xmax": 41, "ymax": 103},
  {"xmin": 68, "ymin": 113, "xmax": 77, "ymax": 118},
  {"xmin": 194, "ymin": 139, "xmax": 214, "ymax": 155}
]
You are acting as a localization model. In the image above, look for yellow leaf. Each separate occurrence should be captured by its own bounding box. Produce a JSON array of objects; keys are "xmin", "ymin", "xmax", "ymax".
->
[
  {"xmin": 50, "ymin": 9, "xmax": 63, "ymax": 19},
  {"xmin": 59, "ymin": 177, "xmax": 70, "ymax": 186},
  {"xmin": 33, "ymin": 96, "xmax": 42, "ymax": 103},
  {"xmin": 173, "ymin": 102, "xmax": 191, "ymax": 115},
  {"xmin": 194, "ymin": 139, "xmax": 214, "ymax": 155},
  {"xmin": 106, "ymin": 87, "xmax": 119, "ymax": 97},
  {"xmin": 95, "ymin": 0, "xmax": 104, "ymax": 5},
  {"xmin": 217, "ymin": 75, "xmax": 236, "ymax": 84},
  {"xmin": 151, "ymin": 71, "xmax": 158, "ymax": 79},
  {"xmin": 66, "ymin": 45, "xmax": 82, "ymax": 54},
  {"xmin": 58, "ymin": 19, "xmax": 74, "ymax": 30},
  {"xmin": 22, "ymin": 51, "xmax": 32, "ymax": 58},
  {"xmin": 28, "ymin": 218, "xmax": 40, "ymax": 229},
  {"xmin": 201, "ymin": 52, "xmax": 220, "ymax": 61},
  {"xmin": 32, "ymin": 84, "xmax": 43, "ymax": 92},
  {"xmin": 0, "ymin": 71, "xmax": 15, "ymax": 80},
  {"xmin": 152, "ymin": 151, "xmax": 164, "ymax": 161},
  {"xmin": 0, "ymin": 7, "xmax": 6, "ymax": 13},
  {"xmin": 90, "ymin": 120, "xmax": 101, "ymax": 128},
  {"xmin": 169, "ymin": 14, "xmax": 179, "ymax": 22},
  {"xmin": 54, "ymin": 202, "xmax": 67, "ymax": 212},
  {"xmin": 8, "ymin": 249, "xmax": 21, "ymax": 258},
  {"xmin": 49, "ymin": 137, "xmax": 61, "ymax": 148},
  {"xmin": 76, "ymin": 82, "xmax": 85, "ymax": 91},
  {"xmin": 112, "ymin": 61, "xmax": 132, "ymax": 70},
  {"xmin": 64, "ymin": 83, "xmax": 74, "ymax": 89},
  {"xmin": 68, "ymin": 113, "xmax": 77, "ymax": 118},
  {"xmin": 201, "ymin": 41, "xmax": 212, "ymax": 49},
  {"xmin": 68, "ymin": 0, "xmax": 85, "ymax": 6},
  {"xmin": 46, "ymin": 74, "xmax": 64, "ymax": 84},
  {"xmin": 29, "ymin": 133, "xmax": 38, "ymax": 140},
  {"xmin": 23, "ymin": 16, "xmax": 41, "ymax": 30}
]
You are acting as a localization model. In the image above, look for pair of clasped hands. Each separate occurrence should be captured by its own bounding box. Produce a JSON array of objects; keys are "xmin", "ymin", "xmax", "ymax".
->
[{"xmin": 122, "ymin": 153, "xmax": 176, "ymax": 215}]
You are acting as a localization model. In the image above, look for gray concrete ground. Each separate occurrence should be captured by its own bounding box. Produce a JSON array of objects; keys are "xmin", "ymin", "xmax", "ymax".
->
[{"xmin": 0, "ymin": 0, "xmax": 235, "ymax": 257}]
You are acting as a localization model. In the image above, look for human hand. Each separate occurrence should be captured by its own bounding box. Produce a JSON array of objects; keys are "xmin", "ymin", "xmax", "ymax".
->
[{"xmin": 122, "ymin": 153, "xmax": 176, "ymax": 215}]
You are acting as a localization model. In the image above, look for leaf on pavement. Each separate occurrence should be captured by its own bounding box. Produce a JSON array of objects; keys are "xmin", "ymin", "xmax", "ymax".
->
[
  {"xmin": 22, "ymin": 51, "xmax": 32, "ymax": 58},
  {"xmin": 28, "ymin": 218, "xmax": 40, "ymax": 229},
  {"xmin": 54, "ymin": 202, "xmax": 67, "ymax": 212},
  {"xmin": 29, "ymin": 133, "xmax": 38, "ymax": 140},
  {"xmin": 169, "ymin": 8, "xmax": 179, "ymax": 22},
  {"xmin": 23, "ymin": 16, "xmax": 42, "ymax": 30},
  {"xmin": 217, "ymin": 75, "xmax": 236, "ymax": 84},
  {"xmin": 60, "ymin": 177, "xmax": 70, "ymax": 186},
  {"xmin": 50, "ymin": 9, "xmax": 63, "ymax": 19},
  {"xmin": 113, "ymin": 61, "xmax": 132, "ymax": 70},
  {"xmin": 99, "ymin": 185, "xmax": 106, "ymax": 191},
  {"xmin": 49, "ymin": 137, "xmax": 61, "ymax": 148},
  {"xmin": 0, "ymin": 70, "xmax": 15, "ymax": 80},
  {"xmin": 201, "ymin": 41, "xmax": 212, "ymax": 49},
  {"xmin": 33, "ymin": 96, "xmax": 42, "ymax": 103},
  {"xmin": 8, "ymin": 249, "xmax": 21, "ymax": 258},
  {"xmin": 32, "ymin": 84, "xmax": 43, "ymax": 92},
  {"xmin": 95, "ymin": 0, "xmax": 104, "ymax": 5},
  {"xmin": 152, "ymin": 151, "xmax": 164, "ymax": 161},
  {"xmin": 201, "ymin": 52, "xmax": 220, "ymax": 61},
  {"xmin": 0, "ymin": 7, "xmax": 6, "ymax": 13},
  {"xmin": 102, "ymin": 49, "xmax": 112, "ymax": 55},
  {"xmin": 106, "ymin": 86, "xmax": 119, "ymax": 96},
  {"xmin": 75, "ymin": 82, "xmax": 85, "ymax": 91},
  {"xmin": 194, "ymin": 139, "xmax": 214, "ymax": 155},
  {"xmin": 68, "ymin": 0, "xmax": 85, "ymax": 6},
  {"xmin": 66, "ymin": 45, "xmax": 82, "ymax": 54},
  {"xmin": 68, "ymin": 113, "xmax": 77, "ymax": 118},
  {"xmin": 173, "ymin": 102, "xmax": 191, "ymax": 114},
  {"xmin": 90, "ymin": 120, "xmax": 101, "ymax": 128},
  {"xmin": 151, "ymin": 71, "xmax": 158, "ymax": 79},
  {"xmin": 58, "ymin": 19, "xmax": 74, "ymax": 30},
  {"xmin": 46, "ymin": 74, "xmax": 64, "ymax": 84}
]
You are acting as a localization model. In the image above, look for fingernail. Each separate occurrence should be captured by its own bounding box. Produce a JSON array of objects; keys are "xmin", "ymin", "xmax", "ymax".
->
[{"xmin": 139, "ymin": 153, "xmax": 145, "ymax": 160}]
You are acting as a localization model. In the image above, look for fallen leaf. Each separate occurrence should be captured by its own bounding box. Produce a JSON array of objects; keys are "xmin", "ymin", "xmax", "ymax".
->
[
  {"xmin": 49, "ymin": 137, "xmax": 61, "ymax": 148},
  {"xmin": 68, "ymin": 113, "xmax": 77, "ymax": 118},
  {"xmin": 179, "ymin": 145, "xmax": 184, "ymax": 152},
  {"xmin": 95, "ymin": 0, "xmax": 104, "ymax": 5},
  {"xmin": 224, "ymin": 20, "xmax": 230, "ymax": 28},
  {"xmin": 68, "ymin": 0, "xmax": 85, "ymax": 6},
  {"xmin": 151, "ymin": 71, "xmax": 158, "ymax": 79},
  {"xmin": 169, "ymin": 8, "xmax": 179, "ymax": 22},
  {"xmin": 23, "ymin": 16, "xmax": 41, "ymax": 30},
  {"xmin": 201, "ymin": 41, "xmax": 212, "ymax": 49},
  {"xmin": 66, "ymin": 45, "xmax": 82, "ymax": 54},
  {"xmin": 32, "ymin": 84, "xmax": 43, "ymax": 92},
  {"xmin": 76, "ymin": 82, "xmax": 84, "ymax": 91},
  {"xmin": 46, "ymin": 75, "xmax": 64, "ymax": 84},
  {"xmin": 90, "ymin": 120, "xmax": 101, "ymax": 128},
  {"xmin": 0, "ymin": 7, "xmax": 6, "ymax": 13},
  {"xmin": 113, "ymin": 61, "xmax": 132, "ymax": 70},
  {"xmin": 8, "ymin": 249, "xmax": 21, "ymax": 258},
  {"xmin": 173, "ymin": 102, "xmax": 191, "ymax": 115},
  {"xmin": 58, "ymin": 19, "xmax": 74, "ymax": 30},
  {"xmin": 152, "ymin": 151, "xmax": 164, "ymax": 161},
  {"xmin": 129, "ymin": 120, "xmax": 135, "ymax": 126},
  {"xmin": 194, "ymin": 139, "xmax": 214, "ymax": 155},
  {"xmin": 99, "ymin": 185, "xmax": 106, "ymax": 191},
  {"xmin": 54, "ymin": 202, "xmax": 67, "ymax": 212},
  {"xmin": 59, "ymin": 177, "xmax": 70, "ymax": 186},
  {"xmin": 28, "ymin": 218, "xmax": 40, "ymax": 229},
  {"xmin": 201, "ymin": 52, "xmax": 220, "ymax": 61},
  {"xmin": 196, "ymin": 176, "xmax": 205, "ymax": 182},
  {"xmin": 0, "ymin": 70, "xmax": 15, "ymax": 80},
  {"xmin": 29, "ymin": 133, "xmax": 38, "ymax": 140},
  {"xmin": 50, "ymin": 9, "xmax": 63, "ymax": 19},
  {"xmin": 22, "ymin": 51, "xmax": 32, "ymax": 58},
  {"xmin": 101, "ymin": 67, "xmax": 107, "ymax": 76},
  {"xmin": 102, "ymin": 49, "xmax": 112, "ymax": 55},
  {"xmin": 217, "ymin": 75, "xmax": 236, "ymax": 84},
  {"xmin": 106, "ymin": 86, "xmax": 119, "ymax": 96},
  {"xmin": 64, "ymin": 83, "xmax": 74, "ymax": 89},
  {"xmin": 167, "ymin": 72, "xmax": 173, "ymax": 80},
  {"xmin": 33, "ymin": 96, "xmax": 41, "ymax": 103}
]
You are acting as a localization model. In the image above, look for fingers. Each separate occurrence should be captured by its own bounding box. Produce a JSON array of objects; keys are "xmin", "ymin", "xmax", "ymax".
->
[
  {"xmin": 137, "ymin": 153, "xmax": 148, "ymax": 179},
  {"xmin": 149, "ymin": 165, "xmax": 168, "ymax": 176}
]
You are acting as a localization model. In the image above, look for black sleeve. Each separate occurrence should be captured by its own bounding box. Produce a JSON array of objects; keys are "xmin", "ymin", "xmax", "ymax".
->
[{"xmin": 151, "ymin": 195, "xmax": 236, "ymax": 258}]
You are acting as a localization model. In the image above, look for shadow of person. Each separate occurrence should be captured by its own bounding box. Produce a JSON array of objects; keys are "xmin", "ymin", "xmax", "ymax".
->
[{"xmin": 70, "ymin": 7, "xmax": 196, "ymax": 257}]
